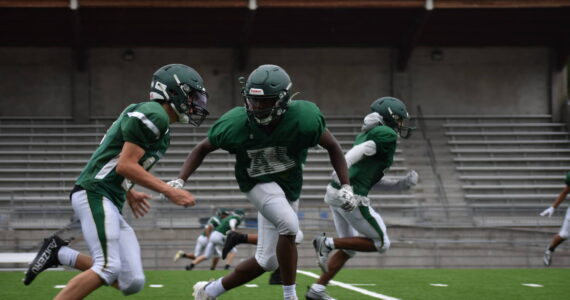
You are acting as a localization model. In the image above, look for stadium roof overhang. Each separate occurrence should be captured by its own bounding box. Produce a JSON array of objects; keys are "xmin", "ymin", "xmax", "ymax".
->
[{"xmin": 0, "ymin": 0, "xmax": 568, "ymax": 71}]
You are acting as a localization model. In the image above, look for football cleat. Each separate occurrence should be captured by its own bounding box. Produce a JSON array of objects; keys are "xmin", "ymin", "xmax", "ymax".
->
[
  {"xmin": 305, "ymin": 285, "xmax": 334, "ymax": 300},
  {"xmin": 313, "ymin": 233, "xmax": 332, "ymax": 273},
  {"xmin": 543, "ymin": 249, "xmax": 552, "ymax": 267},
  {"xmin": 222, "ymin": 231, "xmax": 243, "ymax": 260},
  {"xmin": 193, "ymin": 280, "xmax": 216, "ymax": 300},
  {"xmin": 23, "ymin": 235, "xmax": 69, "ymax": 286},
  {"xmin": 185, "ymin": 263, "xmax": 195, "ymax": 271},
  {"xmin": 173, "ymin": 250, "xmax": 185, "ymax": 262}
]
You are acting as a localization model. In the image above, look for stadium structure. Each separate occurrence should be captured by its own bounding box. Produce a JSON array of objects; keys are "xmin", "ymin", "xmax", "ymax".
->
[{"xmin": 0, "ymin": 0, "xmax": 569, "ymax": 272}]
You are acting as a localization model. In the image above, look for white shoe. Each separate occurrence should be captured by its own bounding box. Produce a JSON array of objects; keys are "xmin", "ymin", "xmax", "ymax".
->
[
  {"xmin": 305, "ymin": 285, "xmax": 334, "ymax": 300},
  {"xmin": 313, "ymin": 233, "xmax": 332, "ymax": 273},
  {"xmin": 193, "ymin": 281, "xmax": 216, "ymax": 300},
  {"xmin": 543, "ymin": 249, "xmax": 552, "ymax": 267},
  {"xmin": 173, "ymin": 250, "xmax": 184, "ymax": 262}
]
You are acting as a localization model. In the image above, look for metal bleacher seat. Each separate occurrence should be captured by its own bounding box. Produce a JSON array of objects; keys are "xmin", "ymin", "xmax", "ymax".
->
[
  {"xmin": 0, "ymin": 116, "xmax": 418, "ymax": 229},
  {"xmin": 445, "ymin": 116, "xmax": 570, "ymax": 224}
]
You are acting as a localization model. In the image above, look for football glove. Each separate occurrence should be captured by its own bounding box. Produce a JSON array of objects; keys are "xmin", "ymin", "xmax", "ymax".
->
[
  {"xmin": 403, "ymin": 170, "xmax": 418, "ymax": 187},
  {"xmin": 160, "ymin": 178, "xmax": 185, "ymax": 200},
  {"xmin": 539, "ymin": 206, "xmax": 555, "ymax": 218},
  {"xmin": 337, "ymin": 184, "xmax": 356, "ymax": 212}
]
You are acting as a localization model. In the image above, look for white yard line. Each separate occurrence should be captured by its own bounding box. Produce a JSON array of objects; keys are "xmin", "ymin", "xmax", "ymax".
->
[
  {"xmin": 149, "ymin": 284, "xmax": 163, "ymax": 288},
  {"xmin": 297, "ymin": 270, "xmax": 401, "ymax": 300},
  {"xmin": 521, "ymin": 283, "xmax": 543, "ymax": 288},
  {"xmin": 245, "ymin": 284, "xmax": 259, "ymax": 287}
]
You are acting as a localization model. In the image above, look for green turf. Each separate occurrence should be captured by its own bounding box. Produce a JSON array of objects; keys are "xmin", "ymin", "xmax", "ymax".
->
[{"xmin": 3, "ymin": 268, "xmax": 570, "ymax": 299}]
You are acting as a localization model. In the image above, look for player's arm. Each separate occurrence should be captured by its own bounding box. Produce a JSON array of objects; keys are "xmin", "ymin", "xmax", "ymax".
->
[
  {"xmin": 376, "ymin": 170, "xmax": 418, "ymax": 191},
  {"xmin": 319, "ymin": 129, "xmax": 350, "ymax": 185},
  {"xmin": 229, "ymin": 218, "xmax": 238, "ymax": 231},
  {"xmin": 540, "ymin": 185, "xmax": 570, "ymax": 217},
  {"xmin": 178, "ymin": 138, "xmax": 219, "ymax": 181},
  {"xmin": 116, "ymin": 142, "xmax": 195, "ymax": 207},
  {"xmin": 319, "ymin": 129, "xmax": 356, "ymax": 211}
]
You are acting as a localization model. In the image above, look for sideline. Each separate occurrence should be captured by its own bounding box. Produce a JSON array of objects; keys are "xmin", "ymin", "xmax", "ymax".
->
[{"xmin": 297, "ymin": 269, "xmax": 401, "ymax": 300}]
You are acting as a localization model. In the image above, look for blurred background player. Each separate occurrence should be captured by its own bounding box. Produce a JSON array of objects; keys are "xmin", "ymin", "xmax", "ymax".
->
[
  {"xmin": 164, "ymin": 64, "xmax": 352, "ymax": 300},
  {"xmin": 185, "ymin": 209, "xmax": 245, "ymax": 271},
  {"xmin": 22, "ymin": 64, "xmax": 209, "ymax": 298},
  {"xmin": 221, "ymin": 230, "xmax": 304, "ymax": 284},
  {"xmin": 173, "ymin": 208, "xmax": 230, "ymax": 270},
  {"xmin": 540, "ymin": 171, "xmax": 570, "ymax": 267},
  {"xmin": 306, "ymin": 97, "xmax": 418, "ymax": 300}
]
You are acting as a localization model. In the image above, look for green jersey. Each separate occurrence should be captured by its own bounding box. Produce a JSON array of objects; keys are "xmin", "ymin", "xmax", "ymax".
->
[
  {"xmin": 214, "ymin": 215, "xmax": 242, "ymax": 235},
  {"xmin": 201, "ymin": 215, "xmax": 222, "ymax": 236},
  {"xmin": 332, "ymin": 125, "xmax": 397, "ymax": 197},
  {"xmin": 208, "ymin": 100, "xmax": 325, "ymax": 201},
  {"xmin": 75, "ymin": 101, "xmax": 170, "ymax": 212},
  {"xmin": 565, "ymin": 172, "xmax": 570, "ymax": 186}
]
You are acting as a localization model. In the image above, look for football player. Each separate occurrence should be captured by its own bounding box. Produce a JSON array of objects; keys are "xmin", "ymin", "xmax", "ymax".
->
[
  {"xmin": 306, "ymin": 97, "xmax": 418, "ymax": 300},
  {"xmin": 165, "ymin": 64, "xmax": 352, "ymax": 300},
  {"xmin": 185, "ymin": 209, "xmax": 245, "ymax": 271},
  {"xmin": 23, "ymin": 64, "xmax": 209, "ymax": 299},
  {"xmin": 173, "ymin": 207, "xmax": 231, "ymax": 270},
  {"xmin": 540, "ymin": 171, "xmax": 570, "ymax": 267}
]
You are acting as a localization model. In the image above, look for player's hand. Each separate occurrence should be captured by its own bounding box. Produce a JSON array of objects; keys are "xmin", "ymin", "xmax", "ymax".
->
[
  {"xmin": 127, "ymin": 190, "xmax": 152, "ymax": 218},
  {"xmin": 337, "ymin": 184, "xmax": 356, "ymax": 212},
  {"xmin": 540, "ymin": 206, "xmax": 555, "ymax": 218},
  {"xmin": 164, "ymin": 187, "xmax": 196, "ymax": 207},
  {"xmin": 160, "ymin": 178, "xmax": 185, "ymax": 200},
  {"xmin": 403, "ymin": 170, "xmax": 419, "ymax": 187}
]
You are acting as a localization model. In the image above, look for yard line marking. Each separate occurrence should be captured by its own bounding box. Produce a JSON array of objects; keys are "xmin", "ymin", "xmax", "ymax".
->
[
  {"xmin": 245, "ymin": 284, "xmax": 258, "ymax": 287},
  {"xmin": 54, "ymin": 285, "xmax": 66, "ymax": 289},
  {"xmin": 522, "ymin": 283, "xmax": 543, "ymax": 288},
  {"xmin": 430, "ymin": 284, "xmax": 448, "ymax": 287},
  {"xmin": 149, "ymin": 284, "xmax": 163, "ymax": 288},
  {"xmin": 349, "ymin": 283, "xmax": 377, "ymax": 286},
  {"xmin": 297, "ymin": 270, "xmax": 401, "ymax": 300}
]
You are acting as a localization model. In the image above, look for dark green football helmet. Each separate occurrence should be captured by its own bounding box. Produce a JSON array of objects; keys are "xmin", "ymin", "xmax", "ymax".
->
[
  {"xmin": 370, "ymin": 97, "xmax": 415, "ymax": 139},
  {"xmin": 150, "ymin": 64, "xmax": 209, "ymax": 126},
  {"xmin": 233, "ymin": 209, "xmax": 246, "ymax": 220},
  {"xmin": 216, "ymin": 208, "xmax": 230, "ymax": 218},
  {"xmin": 241, "ymin": 64, "xmax": 292, "ymax": 125}
]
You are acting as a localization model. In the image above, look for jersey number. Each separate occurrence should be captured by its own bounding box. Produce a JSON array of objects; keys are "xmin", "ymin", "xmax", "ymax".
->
[{"xmin": 246, "ymin": 147, "xmax": 295, "ymax": 177}]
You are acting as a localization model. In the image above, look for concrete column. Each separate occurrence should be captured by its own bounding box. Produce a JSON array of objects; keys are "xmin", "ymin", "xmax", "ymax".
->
[{"xmin": 71, "ymin": 68, "xmax": 90, "ymax": 124}]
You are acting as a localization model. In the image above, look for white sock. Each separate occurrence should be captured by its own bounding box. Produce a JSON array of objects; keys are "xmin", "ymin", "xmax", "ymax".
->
[
  {"xmin": 205, "ymin": 278, "xmax": 226, "ymax": 297},
  {"xmin": 311, "ymin": 283, "xmax": 326, "ymax": 292},
  {"xmin": 283, "ymin": 284, "xmax": 297, "ymax": 298},
  {"xmin": 57, "ymin": 246, "xmax": 79, "ymax": 267},
  {"xmin": 324, "ymin": 237, "xmax": 335, "ymax": 249}
]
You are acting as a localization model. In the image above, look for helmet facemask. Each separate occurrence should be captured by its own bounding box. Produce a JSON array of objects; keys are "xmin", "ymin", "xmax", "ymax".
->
[
  {"xmin": 170, "ymin": 79, "xmax": 210, "ymax": 126},
  {"xmin": 244, "ymin": 91, "xmax": 289, "ymax": 125},
  {"xmin": 389, "ymin": 108, "xmax": 414, "ymax": 139}
]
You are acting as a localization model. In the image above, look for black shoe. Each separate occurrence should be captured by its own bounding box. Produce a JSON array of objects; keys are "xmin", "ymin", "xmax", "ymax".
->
[
  {"xmin": 185, "ymin": 264, "xmax": 195, "ymax": 271},
  {"xmin": 269, "ymin": 268, "xmax": 283, "ymax": 285},
  {"xmin": 224, "ymin": 264, "xmax": 230, "ymax": 270},
  {"xmin": 23, "ymin": 235, "xmax": 69, "ymax": 286},
  {"xmin": 222, "ymin": 231, "xmax": 246, "ymax": 259}
]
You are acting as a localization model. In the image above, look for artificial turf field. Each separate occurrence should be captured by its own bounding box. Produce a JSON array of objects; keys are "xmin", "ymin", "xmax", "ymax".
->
[{"xmin": 2, "ymin": 268, "xmax": 570, "ymax": 300}]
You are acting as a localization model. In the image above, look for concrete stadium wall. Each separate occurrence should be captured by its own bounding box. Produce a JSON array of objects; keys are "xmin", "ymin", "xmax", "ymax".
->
[{"xmin": 0, "ymin": 47, "xmax": 561, "ymax": 119}]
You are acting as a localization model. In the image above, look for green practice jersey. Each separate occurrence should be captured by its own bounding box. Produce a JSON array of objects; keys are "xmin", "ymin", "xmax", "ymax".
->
[
  {"xmin": 332, "ymin": 125, "xmax": 397, "ymax": 197},
  {"xmin": 208, "ymin": 100, "xmax": 325, "ymax": 201},
  {"xmin": 214, "ymin": 215, "xmax": 242, "ymax": 235},
  {"xmin": 201, "ymin": 215, "xmax": 222, "ymax": 236},
  {"xmin": 565, "ymin": 171, "xmax": 570, "ymax": 186},
  {"xmin": 75, "ymin": 101, "xmax": 170, "ymax": 212}
]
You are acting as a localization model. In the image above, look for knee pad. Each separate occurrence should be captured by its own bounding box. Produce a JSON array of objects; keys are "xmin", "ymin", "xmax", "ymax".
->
[
  {"xmin": 276, "ymin": 215, "xmax": 299, "ymax": 236},
  {"xmin": 295, "ymin": 229, "xmax": 304, "ymax": 244},
  {"xmin": 255, "ymin": 253, "xmax": 279, "ymax": 272},
  {"xmin": 374, "ymin": 238, "xmax": 391, "ymax": 254},
  {"xmin": 93, "ymin": 260, "xmax": 121, "ymax": 285},
  {"xmin": 121, "ymin": 276, "xmax": 145, "ymax": 295},
  {"xmin": 341, "ymin": 249, "xmax": 357, "ymax": 258}
]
